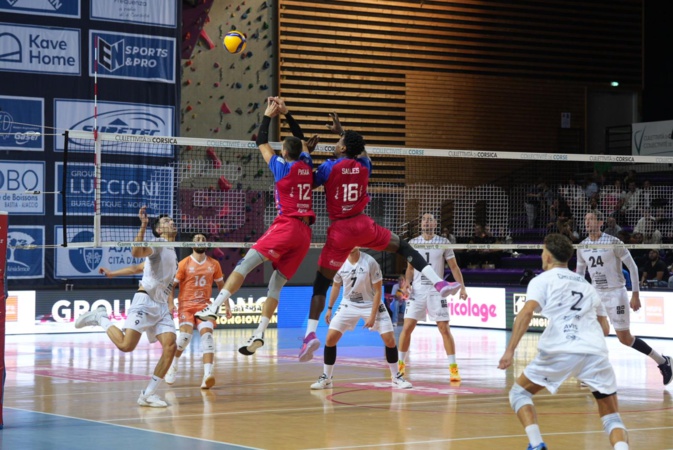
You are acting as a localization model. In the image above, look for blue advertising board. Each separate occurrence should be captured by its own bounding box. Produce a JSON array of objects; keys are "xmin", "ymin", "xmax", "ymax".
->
[
  {"xmin": 0, "ymin": 95, "xmax": 44, "ymax": 151},
  {"xmin": 55, "ymin": 162, "xmax": 173, "ymax": 217},
  {"xmin": 89, "ymin": 30, "xmax": 176, "ymax": 83}
]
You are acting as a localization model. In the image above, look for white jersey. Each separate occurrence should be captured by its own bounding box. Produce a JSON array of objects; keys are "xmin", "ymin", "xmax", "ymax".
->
[
  {"xmin": 526, "ymin": 268, "xmax": 607, "ymax": 355},
  {"xmin": 139, "ymin": 239, "xmax": 178, "ymax": 304},
  {"xmin": 333, "ymin": 252, "xmax": 382, "ymax": 305},
  {"xmin": 409, "ymin": 235, "xmax": 455, "ymax": 294},
  {"xmin": 576, "ymin": 233, "xmax": 630, "ymax": 290}
]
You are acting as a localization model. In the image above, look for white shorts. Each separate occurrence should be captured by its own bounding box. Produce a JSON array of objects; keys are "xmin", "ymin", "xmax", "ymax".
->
[
  {"xmin": 524, "ymin": 351, "xmax": 617, "ymax": 395},
  {"xmin": 124, "ymin": 292, "xmax": 176, "ymax": 343},
  {"xmin": 329, "ymin": 300, "xmax": 394, "ymax": 335},
  {"xmin": 597, "ymin": 287, "xmax": 630, "ymax": 331},
  {"xmin": 404, "ymin": 290, "xmax": 450, "ymax": 322}
]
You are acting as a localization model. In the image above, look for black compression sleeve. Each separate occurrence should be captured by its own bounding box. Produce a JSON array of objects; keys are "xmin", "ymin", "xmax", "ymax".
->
[
  {"xmin": 284, "ymin": 112, "xmax": 305, "ymax": 140},
  {"xmin": 256, "ymin": 115, "xmax": 271, "ymax": 146}
]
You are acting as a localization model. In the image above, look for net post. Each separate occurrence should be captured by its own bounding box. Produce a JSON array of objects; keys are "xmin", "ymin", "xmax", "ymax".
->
[
  {"xmin": 0, "ymin": 211, "xmax": 8, "ymax": 429},
  {"xmin": 61, "ymin": 131, "xmax": 68, "ymax": 247}
]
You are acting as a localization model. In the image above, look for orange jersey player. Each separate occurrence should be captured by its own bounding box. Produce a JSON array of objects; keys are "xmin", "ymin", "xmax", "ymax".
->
[{"xmin": 166, "ymin": 234, "xmax": 230, "ymax": 389}]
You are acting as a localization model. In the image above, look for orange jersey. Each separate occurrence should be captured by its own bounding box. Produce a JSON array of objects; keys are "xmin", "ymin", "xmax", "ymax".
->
[{"xmin": 174, "ymin": 255, "xmax": 224, "ymax": 310}]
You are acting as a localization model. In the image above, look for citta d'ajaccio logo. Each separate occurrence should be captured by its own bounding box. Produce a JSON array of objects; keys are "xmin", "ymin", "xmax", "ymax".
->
[{"xmin": 69, "ymin": 230, "xmax": 103, "ymax": 273}]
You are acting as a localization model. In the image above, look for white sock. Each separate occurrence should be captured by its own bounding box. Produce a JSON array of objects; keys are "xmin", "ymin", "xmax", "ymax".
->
[
  {"xmin": 306, "ymin": 319, "xmax": 319, "ymax": 337},
  {"xmin": 525, "ymin": 424, "xmax": 543, "ymax": 447},
  {"xmin": 421, "ymin": 266, "xmax": 442, "ymax": 284},
  {"xmin": 145, "ymin": 374, "xmax": 162, "ymax": 396},
  {"xmin": 614, "ymin": 442, "xmax": 629, "ymax": 450},
  {"xmin": 389, "ymin": 363, "xmax": 399, "ymax": 377},
  {"xmin": 649, "ymin": 349, "xmax": 666, "ymax": 365},
  {"xmin": 324, "ymin": 364, "xmax": 335, "ymax": 378},
  {"xmin": 399, "ymin": 351, "xmax": 408, "ymax": 362},
  {"xmin": 254, "ymin": 316, "xmax": 271, "ymax": 336},
  {"xmin": 99, "ymin": 316, "xmax": 112, "ymax": 331},
  {"xmin": 214, "ymin": 289, "xmax": 231, "ymax": 308},
  {"xmin": 447, "ymin": 354, "xmax": 456, "ymax": 365},
  {"xmin": 204, "ymin": 363, "xmax": 213, "ymax": 376}
]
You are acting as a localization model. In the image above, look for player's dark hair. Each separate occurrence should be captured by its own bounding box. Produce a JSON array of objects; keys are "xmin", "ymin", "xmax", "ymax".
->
[
  {"xmin": 543, "ymin": 233, "xmax": 574, "ymax": 263},
  {"xmin": 343, "ymin": 130, "xmax": 366, "ymax": 157},
  {"xmin": 151, "ymin": 214, "xmax": 169, "ymax": 238},
  {"xmin": 283, "ymin": 136, "xmax": 303, "ymax": 160}
]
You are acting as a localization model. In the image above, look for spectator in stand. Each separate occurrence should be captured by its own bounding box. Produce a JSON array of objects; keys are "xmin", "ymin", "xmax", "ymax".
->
[
  {"xmin": 558, "ymin": 177, "xmax": 585, "ymax": 209},
  {"xmin": 525, "ymin": 181, "xmax": 543, "ymax": 228},
  {"xmin": 603, "ymin": 178, "xmax": 626, "ymax": 219},
  {"xmin": 441, "ymin": 227, "xmax": 457, "ymax": 244},
  {"xmin": 617, "ymin": 181, "xmax": 641, "ymax": 226},
  {"xmin": 584, "ymin": 176, "xmax": 599, "ymax": 201},
  {"xmin": 623, "ymin": 169, "xmax": 638, "ymax": 186},
  {"xmin": 546, "ymin": 198, "xmax": 572, "ymax": 231},
  {"xmin": 390, "ymin": 274, "xmax": 409, "ymax": 325},
  {"xmin": 557, "ymin": 217, "xmax": 580, "ymax": 243},
  {"xmin": 604, "ymin": 216, "xmax": 622, "ymax": 237},
  {"xmin": 587, "ymin": 194, "xmax": 600, "ymax": 216},
  {"xmin": 629, "ymin": 232, "xmax": 648, "ymax": 267},
  {"xmin": 633, "ymin": 212, "xmax": 663, "ymax": 245},
  {"xmin": 617, "ymin": 229, "xmax": 631, "ymax": 246},
  {"xmin": 467, "ymin": 224, "xmax": 501, "ymax": 268},
  {"xmin": 640, "ymin": 250, "xmax": 669, "ymax": 288}
]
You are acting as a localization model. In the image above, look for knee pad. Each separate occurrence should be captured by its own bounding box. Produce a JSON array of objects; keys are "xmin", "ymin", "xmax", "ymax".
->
[
  {"xmin": 197, "ymin": 321, "xmax": 214, "ymax": 333},
  {"xmin": 233, "ymin": 249, "xmax": 265, "ymax": 277},
  {"xmin": 200, "ymin": 332, "xmax": 215, "ymax": 355},
  {"xmin": 601, "ymin": 413, "xmax": 626, "ymax": 436},
  {"xmin": 176, "ymin": 331, "xmax": 193, "ymax": 352},
  {"xmin": 267, "ymin": 270, "xmax": 288, "ymax": 300},
  {"xmin": 509, "ymin": 383, "xmax": 534, "ymax": 413}
]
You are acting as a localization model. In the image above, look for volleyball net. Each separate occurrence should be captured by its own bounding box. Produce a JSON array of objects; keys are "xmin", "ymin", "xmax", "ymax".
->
[{"xmin": 43, "ymin": 130, "xmax": 673, "ymax": 251}]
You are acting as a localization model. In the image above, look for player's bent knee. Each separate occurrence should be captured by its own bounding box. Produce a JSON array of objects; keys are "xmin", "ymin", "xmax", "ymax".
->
[
  {"xmin": 267, "ymin": 270, "xmax": 287, "ymax": 300},
  {"xmin": 601, "ymin": 412, "xmax": 626, "ymax": 435},
  {"xmin": 201, "ymin": 332, "xmax": 215, "ymax": 354},
  {"xmin": 233, "ymin": 249, "xmax": 265, "ymax": 277},
  {"xmin": 176, "ymin": 331, "xmax": 193, "ymax": 352},
  {"xmin": 509, "ymin": 383, "xmax": 534, "ymax": 413}
]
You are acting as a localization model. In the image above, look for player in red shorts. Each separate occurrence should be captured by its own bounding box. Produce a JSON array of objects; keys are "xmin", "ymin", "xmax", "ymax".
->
[
  {"xmin": 166, "ymin": 233, "xmax": 228, "ymax": 389},
  {"xmin": 298, "ymin": 113, "xmax": 461, "ymax": 362},
  {"xmin": 196, "ymin": 97, "xmax": 318, "ymax": 355}
]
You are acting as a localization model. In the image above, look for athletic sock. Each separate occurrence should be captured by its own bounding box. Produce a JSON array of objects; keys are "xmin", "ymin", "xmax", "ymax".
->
[{"xmin": 524, "ymin": 424, "xmax": 543, "ymax": 448}]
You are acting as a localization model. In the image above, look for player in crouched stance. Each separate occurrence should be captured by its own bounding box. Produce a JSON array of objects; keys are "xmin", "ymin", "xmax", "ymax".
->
[
  {"xmin": 498, "ymin": 234, "xmax": 629, "ymax": 450},
  {"xmin": 310, "ymin": 248, "xmax": 412, "ymax": 390}
]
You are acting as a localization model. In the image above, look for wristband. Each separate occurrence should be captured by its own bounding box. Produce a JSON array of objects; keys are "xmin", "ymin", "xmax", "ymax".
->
[{"xmin": 327, "ymin": 306, "xmax": 333, "ymax": 309}]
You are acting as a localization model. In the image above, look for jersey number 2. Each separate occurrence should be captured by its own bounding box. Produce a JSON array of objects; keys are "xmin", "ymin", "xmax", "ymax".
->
[{"xmin": 570, "ymin": 291, "xmax": 584, "ymax": 311}]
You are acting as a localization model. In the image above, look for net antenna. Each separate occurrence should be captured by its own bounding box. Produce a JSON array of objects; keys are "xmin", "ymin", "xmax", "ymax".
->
[{"xmin": 93, "ymin": 35, "xmax": 102, "ymax": 247}]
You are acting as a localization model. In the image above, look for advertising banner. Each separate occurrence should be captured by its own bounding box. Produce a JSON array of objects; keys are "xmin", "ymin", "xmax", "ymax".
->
[
  {"xmin": 54, "ymin": 226, "xmax": 144, "ymax": 278},
  {"xmin": 54, "ymin": 99, "xmax": 175, "ymax": 154},
  {"xmin": 0, "ymin": 0, "xmax": 80, "ymax": 18},
  {"xmin": 91, "ymin": 0, "xmax": 177, "ymax": 28},
  {"xmin": 55, "ymin": 162, "xmax": 173, "ymax": 217},
  {"xmin": 0, "ymin": 161, "xmax": 44, "ymax": 214},
  {"xmin": 6, "ymin": 225, "xmax": 44, "ymax": 279},
  {"xmin": 419, "ymin": 287, "xmax": 507, "ymax": 329},
  {"xmin": 89, "ymin": 30, "xmax": 176, "ymax": 83},
  {"xmin": 0, "ymin": 96, "xmax": 44, "ymax": 151},
  {"xmin": 0, "ymin": 23, "xmax": 80, "ymax": 75},
  {"xmin": 632, "ymin": 120, "xmax": 673, "ymax": 157}
]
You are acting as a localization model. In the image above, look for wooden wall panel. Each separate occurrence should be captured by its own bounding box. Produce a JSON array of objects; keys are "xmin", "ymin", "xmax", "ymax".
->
[{"xmin": 278, "ymin": 0, "xmax": 642, "ymax": 184}]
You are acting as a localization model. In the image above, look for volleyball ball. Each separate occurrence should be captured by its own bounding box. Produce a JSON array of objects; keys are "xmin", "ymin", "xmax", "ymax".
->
[{"xmin": 223, "ymin": 31, "xmax": 247, "ymax": 54}]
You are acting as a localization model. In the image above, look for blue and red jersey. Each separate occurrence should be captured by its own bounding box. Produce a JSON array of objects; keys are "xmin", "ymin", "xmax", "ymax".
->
[
  {"xmin": 313, "ymin": 156, "xmax": 372, "ymax": 221},
  {"xmin": 269, "ymin": 152, "xmax": 316, "ymax": 224}
]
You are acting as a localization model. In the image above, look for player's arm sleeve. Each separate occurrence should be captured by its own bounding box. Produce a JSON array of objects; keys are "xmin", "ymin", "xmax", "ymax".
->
[
  {"xmin": 525, "ymin": 278, "xmax": 545, "ymax": 312},
  {"xmin": 313, "ymin": 162, "xmax": 329, "ymax": 188},
  {"xmin": 333, "ymin": 271, "xmax": 343, "ymax": 285},
  {"xmin": 575, "ymin": 251, "xmax": 586, "ymax": 276},
  {"xmin": 370, "ymin": 260, "xmax": 383, "ymax": 285},
  {"xmin": 620, "ymin": 251, "xmax": 640, "ymax": 292}
]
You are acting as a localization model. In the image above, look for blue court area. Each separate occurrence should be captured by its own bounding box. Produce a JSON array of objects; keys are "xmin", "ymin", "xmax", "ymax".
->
[{"xmin": 0, "ymin": 408, "xmax": 258, "ymax": 450}]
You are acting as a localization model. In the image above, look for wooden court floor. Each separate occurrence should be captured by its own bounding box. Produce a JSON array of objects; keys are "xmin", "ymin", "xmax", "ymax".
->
[{"xmin": 2, "ymin": 326, "xmax": 672, "ymax": 449}]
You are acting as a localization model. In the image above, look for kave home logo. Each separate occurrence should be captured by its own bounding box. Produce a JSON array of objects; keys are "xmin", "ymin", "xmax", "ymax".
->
[{"xmin": 0, "ymin": 23, "xmax": 80, "ymax": 75}]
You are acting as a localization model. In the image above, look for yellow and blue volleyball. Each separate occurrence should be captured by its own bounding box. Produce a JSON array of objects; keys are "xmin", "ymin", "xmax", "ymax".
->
[{"xmin": 223, "ymin": 31, "xmax": 247, "ymax": 54}]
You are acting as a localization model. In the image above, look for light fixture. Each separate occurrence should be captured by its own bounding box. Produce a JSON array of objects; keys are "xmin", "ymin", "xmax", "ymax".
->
[{"xmin": 610, "ymin": 81, "xmax": 619, "ymax": 87}]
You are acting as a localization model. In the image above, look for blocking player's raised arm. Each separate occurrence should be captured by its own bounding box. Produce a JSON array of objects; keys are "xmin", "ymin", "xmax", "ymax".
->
[{"xmin": 256, "ymin": 100, "xmax": 280, "ymax": 163}]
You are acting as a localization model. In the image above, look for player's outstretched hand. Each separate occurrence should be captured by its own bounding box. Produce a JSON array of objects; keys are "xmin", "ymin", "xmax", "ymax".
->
[
  {"xmin": 272, "ymin": 96, "xmax": 289, "ymax": 114},
  {"xmin": 264, "ymin": 99, "xmax": 280, "ymax": 117},
  {"xmin": 326, "ymin": 112, "xmax": 344, "ymax": 135},
  {"xmin": 138, "ymin": 206, "xmax": 149, "ymax": 226},
  {"xmin": 305, "ymin": 134, "xmax": 320, "ymax": 153},
  {"xmin": 99, "ymin": 267, "xmax": 114, "ymax": 278}
]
